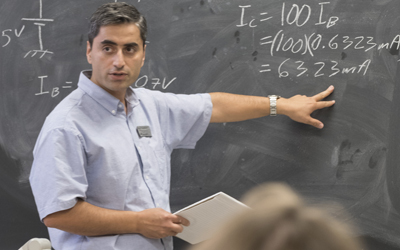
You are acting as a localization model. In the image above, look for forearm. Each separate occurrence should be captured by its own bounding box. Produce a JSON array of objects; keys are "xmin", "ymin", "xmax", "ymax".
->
[
  {"xmin": 43, "ymin": 199, "xmax": 139, "ymax": 236},
  {"xmin": 209, "ymin": 86, "xmax": 335, "ymax": 128},
  {"xmin": 209, "ymin": 92, "xmax": 271, "ymax": 123},
  {"xmin": 43, "ymin": 199, "xmax": 190, "ymax": 238}
]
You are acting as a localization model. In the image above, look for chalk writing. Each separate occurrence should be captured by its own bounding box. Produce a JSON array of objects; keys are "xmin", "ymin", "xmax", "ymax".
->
[
  {"xmin": 1, "ymin": 25, "xmax": 25, "ymax": 47},
  {"xmin": 273, "ymin": 58, "xmax": 371, "ymax": 78},
  {"xmin": 35, "ymin": 76, "xmax": 49, "ymax": 96},
  {"xmin": 237, "ymin": 2, "xmax": 400, "ymax": 78},
  {"xmin": 35, "ymin": 76, "xmax": 74, "ymax": 98},
  {"xmin": 21, "ymin": 0, "xmax": 54, "ymax": 58},
  {"xmin": 238, "ymin": 2, "xmax": 338, "ymax": 29},
  {"xmin": 135, "ymin": 75, "xmax": 177, "ymax": 90},
  {"xmin": 259, "ymin": 31, "xmax": 400, "ymax": 57}
]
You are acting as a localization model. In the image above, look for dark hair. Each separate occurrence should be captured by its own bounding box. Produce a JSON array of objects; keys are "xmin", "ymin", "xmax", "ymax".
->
[{"xmin": 88, "ymin": 2, "xmax": 147, "ymax": 47}]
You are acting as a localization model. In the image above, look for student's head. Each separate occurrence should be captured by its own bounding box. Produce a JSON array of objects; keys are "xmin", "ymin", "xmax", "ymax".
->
[
  {"xmin": 192, "ymin": 183, "xmax": 362, "ymax": 250},
  {"xmin": 88, "ymin": 2, "xmax": 147, "ymax": 48},
  {"xmin": 86, "ymin": 2, "xmax": 147, "ymax": 100}
]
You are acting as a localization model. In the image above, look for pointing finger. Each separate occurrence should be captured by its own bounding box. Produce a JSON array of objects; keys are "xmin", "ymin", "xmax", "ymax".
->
[
  {"xmin": 314, "ymin": 100, "xmax": 335, "ymax": 110},
  {"xmin": 312, "ymin": 85, "xmax": 334, "ymax": 101}
]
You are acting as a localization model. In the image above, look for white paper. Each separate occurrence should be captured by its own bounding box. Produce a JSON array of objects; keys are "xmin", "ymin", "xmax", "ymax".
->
[
  {"xmin": 19, "ymin": 238, "xmax": 51, "ymax": 250},
  {"xmin": 174, "ymin": 192, "xmax": 250, "ymax": 244}
]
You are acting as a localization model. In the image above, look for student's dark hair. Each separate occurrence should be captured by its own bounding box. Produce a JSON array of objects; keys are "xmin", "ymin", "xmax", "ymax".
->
[{"xmin": 88, "ymin": 2, "xmax": 147, "ymax": 47}]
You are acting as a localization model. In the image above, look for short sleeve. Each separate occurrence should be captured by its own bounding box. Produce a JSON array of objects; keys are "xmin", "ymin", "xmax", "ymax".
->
[
  {"xmin": 30, "ymin": 127, "xmax": 88, "ymax": 220},
  {"xmin": 154, "ymin": 92, "xmax": 212, "ymax": 150}
]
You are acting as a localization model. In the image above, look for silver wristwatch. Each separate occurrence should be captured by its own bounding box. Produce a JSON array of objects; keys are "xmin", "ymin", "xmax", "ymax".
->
[{"xmin": 268, "ymin": 95, "xmax": 280, "ymax": 116}]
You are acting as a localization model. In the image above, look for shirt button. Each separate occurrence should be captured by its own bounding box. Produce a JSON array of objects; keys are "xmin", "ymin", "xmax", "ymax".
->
[
  {"xmin": 118, "ymin": 104, "xmax": 123, "ymax": 108},
  {"xmin": 111, "ymin": 110, "xmax": 116, "ymax": 115}
]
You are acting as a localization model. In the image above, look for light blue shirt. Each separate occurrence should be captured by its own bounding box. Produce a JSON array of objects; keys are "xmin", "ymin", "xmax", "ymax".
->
[{"xmin": 30, "ymin": 71, "xmax": 212, "ymax": 250}]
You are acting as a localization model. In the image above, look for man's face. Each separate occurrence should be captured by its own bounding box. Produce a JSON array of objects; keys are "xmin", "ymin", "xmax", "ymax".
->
[{"xmin": 86, "ymin": 23, "xmax": 146, "ymax": 100}]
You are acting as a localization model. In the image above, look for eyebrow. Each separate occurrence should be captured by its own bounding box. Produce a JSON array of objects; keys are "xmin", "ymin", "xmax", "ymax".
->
[{"xmin": 101, "ymin": 40, "xmax": 139, "ymax": 47}]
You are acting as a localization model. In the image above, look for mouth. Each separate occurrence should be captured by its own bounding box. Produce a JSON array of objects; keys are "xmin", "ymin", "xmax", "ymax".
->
[
  {"xmin": 109, "ymin": 72, "xmax": 128, "ymax": 80},
  {"xmin": 109, "ymin": 72, "xmax": 127, "ymax": 76}
]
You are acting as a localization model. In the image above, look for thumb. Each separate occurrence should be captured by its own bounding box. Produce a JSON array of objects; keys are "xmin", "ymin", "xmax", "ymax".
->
[
  {"xmin": 308, "ymin": 118, "xmax": 324, "ymax": 129},
  {"xmin": 172, "ymin": 215, "xmax": 190, "ymax": 227}
]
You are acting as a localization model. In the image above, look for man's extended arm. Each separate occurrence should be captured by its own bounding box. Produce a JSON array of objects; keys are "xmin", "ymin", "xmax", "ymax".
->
[
  {"xmin": 43, "ymin": 199, "xmax": 189, "ymax": 238},
  {"xmin": 209, "ymin": 85, "xmax": 335, "ymax": 129}
]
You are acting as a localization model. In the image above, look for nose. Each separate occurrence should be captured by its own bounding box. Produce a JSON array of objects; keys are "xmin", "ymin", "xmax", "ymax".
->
[{"xmin": 113, "ymin": 50, "xmax": 125, "ymax": 69}]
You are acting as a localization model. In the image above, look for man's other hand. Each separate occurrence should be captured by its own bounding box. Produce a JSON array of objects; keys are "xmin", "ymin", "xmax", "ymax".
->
[{"xmin": 136, "ymin": 208, "xmax": 190, "ymax": 239}]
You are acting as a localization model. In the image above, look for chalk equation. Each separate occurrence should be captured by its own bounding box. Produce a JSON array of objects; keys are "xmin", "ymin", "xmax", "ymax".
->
[
  {"xmin": 259, "ymin": 31, "xmax": 400, "ymax": 58},
  {"xmin": 264, "ymin": 58, "xmax": 371, "ymax": 78},
  {"xmin": 237, "ymin": 2, "xmax": 339, "ymax": 29},
  {"xmin": 237, "ymin": 2, "xmax": 400, "ymax": 77},
  {"xmin": 35, "ymin": 76, "xmax": 73, "ymax": 98},
  {"xmin": 33, "ymin": 74, "xmax": 176, "ymax": 98}
]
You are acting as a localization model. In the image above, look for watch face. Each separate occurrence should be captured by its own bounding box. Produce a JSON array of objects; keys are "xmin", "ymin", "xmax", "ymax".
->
[{"xmin": 268, "ymin": 95, "xmax": 280, "ymax": 99}]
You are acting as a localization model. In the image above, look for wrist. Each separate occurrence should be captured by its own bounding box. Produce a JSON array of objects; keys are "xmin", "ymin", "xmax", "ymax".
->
[
  {"xmin": 276, "ymin": 97, "xmax": 287, "ymax": 115},
  {"xmin": 130, "ymin": 211, "xmax": 142, "ymax": 234}
]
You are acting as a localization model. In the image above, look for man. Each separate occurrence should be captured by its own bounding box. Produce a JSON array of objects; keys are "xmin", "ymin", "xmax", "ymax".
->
[{"xmin": 29, "ymin": 2, "xmax": 335, "ymax": 250}]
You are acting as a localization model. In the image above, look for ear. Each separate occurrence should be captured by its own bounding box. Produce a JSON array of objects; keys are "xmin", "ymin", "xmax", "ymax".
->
[
  {"xmin": 141, "ymin": 44, "xmax": 146, "ymax": 67},
  {"xmin": 86, "ymin": 41, "xmax": 92, "ymax": 64}
]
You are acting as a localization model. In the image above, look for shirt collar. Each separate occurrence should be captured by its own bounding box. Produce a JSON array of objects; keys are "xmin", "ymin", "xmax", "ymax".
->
[
  {"xmin": 77, "ymin": 70, "xmax": 139, "ymax": 115},
  {"xmin": 125, "ymin": 85, "xmax": 138, "ymax": 108}
]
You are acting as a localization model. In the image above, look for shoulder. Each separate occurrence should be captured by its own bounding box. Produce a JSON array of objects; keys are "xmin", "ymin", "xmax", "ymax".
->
[
  {"xmin": 34, "ymin": 90, "xmax": 87, "ymax": 154},
  {"xmin": 133, "ymin": 87, "xmax": 206, "ymax": 102},
  {"xmin": 43, "ymin": 89, "xmax": 86, "ymax": 131},
  {"xmin": 133, "ymin": 87, "xmax": 167, "ymax": 99},
  {"xmin": 132, "ymin": 87, "xmax": 211, "ymax": 108},
  {"xmin": 132, "ymin": 87, "xmax": 171, "ymax": 109}
]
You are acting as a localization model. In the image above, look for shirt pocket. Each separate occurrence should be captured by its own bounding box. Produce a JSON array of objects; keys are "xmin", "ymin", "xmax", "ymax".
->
[{"xmin": 140, "ymin": 136, "xmax": 170, "ymax": 189}]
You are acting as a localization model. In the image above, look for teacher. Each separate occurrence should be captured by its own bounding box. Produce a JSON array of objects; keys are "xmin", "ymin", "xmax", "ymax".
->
[{"xmin": 29, "ymin": 2, "xmax": 335, "ymax": 250}]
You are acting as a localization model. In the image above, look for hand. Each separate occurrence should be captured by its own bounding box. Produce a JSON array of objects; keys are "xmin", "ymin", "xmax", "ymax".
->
[
  {"xmin": 278, "ymin": 85, "xmax": 335, "ymax": 129},
  {"xmin": 136, "ymin": 208, "xmax": 190, "ymax": 239}
]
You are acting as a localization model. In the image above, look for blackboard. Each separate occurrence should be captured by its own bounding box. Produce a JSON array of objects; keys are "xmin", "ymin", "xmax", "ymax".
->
[{"xmin": 1, "ymin": 0, "xmax": 400, "ymax": 249}]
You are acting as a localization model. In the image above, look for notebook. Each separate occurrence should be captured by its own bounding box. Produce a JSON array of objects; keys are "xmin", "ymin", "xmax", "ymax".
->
[{"xmin": 174, "ymin": 192, "xmax": 250, "ymax": 244}]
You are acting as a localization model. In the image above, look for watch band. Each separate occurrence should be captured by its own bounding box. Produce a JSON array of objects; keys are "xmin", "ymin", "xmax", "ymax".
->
[{"xmin": 268, "ymin": 95, "xmax": 280, "ymax": 116}]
